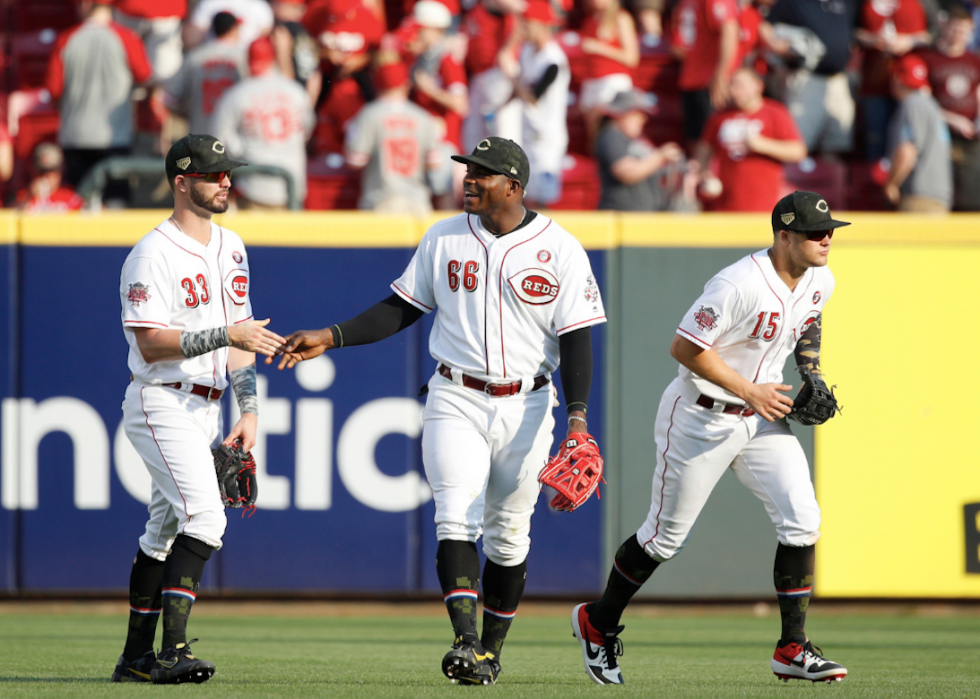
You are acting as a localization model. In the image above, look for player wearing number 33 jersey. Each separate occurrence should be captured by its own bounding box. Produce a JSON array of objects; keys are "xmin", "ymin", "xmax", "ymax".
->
[
  {"xmin": 571, "ymin": 191, "xmax": 849, "ymax": 686},
  {"xmin": 273, "ymin": 137, "xmax": 605, "ymax": 685}
]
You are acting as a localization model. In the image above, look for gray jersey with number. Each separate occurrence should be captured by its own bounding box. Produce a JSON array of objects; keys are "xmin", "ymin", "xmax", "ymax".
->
[
  {"xmin": 164, "ymin": 39, "xmax": 246, "ymax": 136},
  {"xmin": 345, "ymin": 97, "xmax": 438, "ymax": 210},
  {"xmin": 211, "ymin": 70, "xmax": 315, "ymax": 206}
]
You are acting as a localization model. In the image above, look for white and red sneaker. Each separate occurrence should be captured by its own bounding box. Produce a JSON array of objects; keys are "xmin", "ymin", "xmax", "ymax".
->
[
  {"xmin": 571, "ymin": 603, "xmax": 624, "ymax": 685},
  {"xmin": 771, "ymin": 640, "xmax": 847, "ymax": 683}
]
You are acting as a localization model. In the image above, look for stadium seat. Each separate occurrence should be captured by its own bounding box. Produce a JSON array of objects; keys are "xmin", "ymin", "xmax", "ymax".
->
[
  {"xmin": 632, "ymin": 40, "xmax": 679, "ymax": 94},
  {"xmin": 549, "ymin": 153, "xmax": 600, "ymax": 210},
  {"xmin": 306, "ymin": 153, "xmax": 362, "ymax": 210},
  {"xmin": 846, "ymin": 161, "xmax": 890, "ymax": 211},
  {"xmin": 558, "ymin": 31, "xmax": 588, "ymax": 95},
  {"xmin": 784, "ymin": 157, "xmax": 847, "ymax": 211},
  {"xmin": 11, "ymin": 0, "xmax": 77, "ymax": 32},
  {"xmin": 11, "ymin": 30, "xmax": 60, "ymax": 90},
  {"xmin": 642, "ymin": 90, "xmax": 684, "ymax": 147},
  {"xmin": 7, "ymin": 88, "xmax": 60, "ymax": 160}
]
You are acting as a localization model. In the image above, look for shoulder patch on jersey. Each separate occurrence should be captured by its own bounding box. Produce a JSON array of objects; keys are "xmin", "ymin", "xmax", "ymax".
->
[
  {"xmin": 127, "ymin": 281, "xmax": 151, "ymax": 307},
  {"xmin": 232, "ymin": 250, "xmax": 243, "ymax": 264},
  {"xmin": 584, "ymin": 274, "xmax": 600, "ymax": 307},
  {"xmin": 508, "ymin": 269, "xmax": 560, "ymax": 305},
  {"xmin": 537, "ymin": 250, "xmax": 551, "ymax": 263},
  {"xmin": 694, "ymin": 305, "xmax": 719, "ymax": 331},
  {"xmin": 812, "ymin": 290, "xmax": 821, "ymax": 304},
  {"xmin": 224, "ymin": 268, "xmax": 250, "ymax": 305}
]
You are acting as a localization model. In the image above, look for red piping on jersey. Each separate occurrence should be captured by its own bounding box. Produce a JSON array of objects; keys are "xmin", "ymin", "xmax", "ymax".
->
[
  {"xmin": 750, "ymin": 253, "xmax": 786, "ymax": 383},
  {"xmin": 213, "ymin": 226, "xmax": 224, "ymax": 389},
  {"xmin": 233, "ymin": 315, "xmax": 254, "ymax": 324},
  {"xmin": 124, "ymin": 320, "xmax": 169, "ymax": 327},
  {"xmin": 557, "ymin": 316, "xmax": 606, "ymax": 334},
  {"xmin": 643, "ymin": 394, "xmax": 681, "ymax": 548},
  {"xmin": 676, "ymin": 326, "xmax": 711, "ymax": 348},
  {"xmin": 392, "ymin": 282, "xmax": 434, "ymax": 311},
  {"xmin": 496, "ymin": 220, "xmax": 550, "ymax": 378},
  {"xmin": 141, "ymin": 387, "xmax": 189, "ymax": 516},
  {"xmin": 466, "ymin": 216, "xmax": 491, "ymax": 375}
]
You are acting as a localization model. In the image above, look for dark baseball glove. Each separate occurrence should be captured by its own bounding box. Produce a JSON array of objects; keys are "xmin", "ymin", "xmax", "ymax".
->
[
  {"xmin": 787, "ymin": 367, "xmax": 840, "ymax": 426},
  {"xmin": 538, "ymin": 433, "xmax": 605, "ymax": 512},
  {"xmin": 212, "ymin": 439, "xmax": 258, "ymax": 511}
]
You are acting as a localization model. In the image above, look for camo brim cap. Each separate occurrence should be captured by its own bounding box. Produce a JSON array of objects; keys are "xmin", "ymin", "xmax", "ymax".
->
[
  {"xmin": 166, "ymin": 134, "xmax": 248, "ymax": 180},
  {"xmin": 772, "ymin": 190, "xmax": 851, "ymax": 232}
]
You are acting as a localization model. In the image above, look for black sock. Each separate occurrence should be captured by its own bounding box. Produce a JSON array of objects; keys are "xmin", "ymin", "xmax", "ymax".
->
[
  {"xmin": 122, "ymin": 549, "xmax": 165, "ymax": 660},
  {"xmin": 589, "ymin": 535, "xmax": 659, "ymax": 631},
  {"xmin": 480, "ymin": 559, "xmax": 526, "ymax": 657},
  {"xmin": 774, "ymin": 543, "xmax": 815, "ymax": 645},
  {"xmin": 436, "ymin": 540, "xmax": 481, "ymax": 644},
  {"xmin": 160, "ymin": 534, "xmax": 213, "ymax": 650}
]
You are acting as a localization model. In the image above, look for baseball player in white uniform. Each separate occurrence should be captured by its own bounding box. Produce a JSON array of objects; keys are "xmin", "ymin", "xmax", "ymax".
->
[
  {"xmin": 273, "ymin": 137, "xmax": 606, "ymax": 685},
  {"xmin": 571, "ymin": 191, "xmax": 850, "ymax": 685},
  {"xmin": 112, "ymin": 134, "xmax": 284, "ymax": 685}
]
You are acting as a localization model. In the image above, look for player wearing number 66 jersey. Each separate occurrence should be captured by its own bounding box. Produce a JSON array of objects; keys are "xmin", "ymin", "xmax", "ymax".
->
[
  {"xmin": 274, "ymin": 137, "xmax": 606, "ymax": 685},
  {"xmin": 571, "ymin": 191, "xmax": 850, "ymax": 686},
  {"xmin": 113, "ymin": 135, "xmax": 284, "ymax": 685}
]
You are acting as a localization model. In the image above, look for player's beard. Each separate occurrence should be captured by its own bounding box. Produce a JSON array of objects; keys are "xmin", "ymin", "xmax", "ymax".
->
[{"xmin": 189, "ymin": 183, "xmax": 230, "ymax": 214}]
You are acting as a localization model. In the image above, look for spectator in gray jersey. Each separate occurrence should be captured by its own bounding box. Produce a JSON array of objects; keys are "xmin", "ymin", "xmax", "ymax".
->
[
  {"xmin": 884, "ymin": 53, "xmax": 952, "ymax": 212},
  {"xmin": 45, "ymin": 0, "xmax": 153, "ymax": 201},
  {"xmin": 345, "ymin": 58, "xmax": 441, "ymax": 215},
  {"xmin": 595, "ymin": 90, "xmax": 684, "ymax": 211},
  {"xmin": 212, "ymin": 37, "xmax": 315, "ymax": 209},
  {"xmin": 165, "ymin": 12, "xmax": 247, "ymax": 141}
]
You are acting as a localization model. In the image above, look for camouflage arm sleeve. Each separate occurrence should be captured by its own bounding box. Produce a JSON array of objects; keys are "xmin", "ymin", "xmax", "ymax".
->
[
  {"xmin": 179, "ymin": 326, "xmax": 230, "ymax": 358},
  {"xmin": 794, "ymin": 314, "xmax": 822, "ymax": 374},
  {"xmin": 229, "ymin": 364, "xmax": 258, "ymax": 416}
]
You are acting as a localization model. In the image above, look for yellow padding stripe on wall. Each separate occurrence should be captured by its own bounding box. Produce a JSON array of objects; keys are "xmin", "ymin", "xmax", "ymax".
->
[{"xmin": 10, "ymin": 211, "xmax": 980, "ymax": 248}]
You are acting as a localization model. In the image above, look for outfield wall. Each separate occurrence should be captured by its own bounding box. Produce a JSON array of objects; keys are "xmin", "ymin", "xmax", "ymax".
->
[{"xmin": 1, "ymin": 211, "xmax": 977, "ymax": 598}]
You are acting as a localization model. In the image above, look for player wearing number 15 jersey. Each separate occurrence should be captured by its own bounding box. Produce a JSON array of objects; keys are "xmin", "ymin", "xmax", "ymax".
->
[
  {"xmin": 275, "ymin": 137, "xmax": 606, "ymax": 685},
  {"xmin": 571, "ymin": 191, "xmax": 849, "ymax": 686}
]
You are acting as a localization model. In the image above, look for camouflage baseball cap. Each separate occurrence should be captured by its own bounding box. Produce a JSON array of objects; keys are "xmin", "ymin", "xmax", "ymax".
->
[
  {"xmin": 772, "ymin": 191, "xmax": 850, "ymax": 233},
  {"xmin": 165, "ymin": 134, "xmax": 247, "ymax": 180},
  {"xmin": 452, "ymin": 137, "xmax": 530, "ymax": 189}
]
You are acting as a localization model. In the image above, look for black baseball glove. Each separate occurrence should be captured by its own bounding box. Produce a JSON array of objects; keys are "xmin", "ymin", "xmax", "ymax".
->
[
  {"xmin": 212, "ymin": 439, "xmax": 258, "ymax": 511},
  {"xmin": 787, "ymin": 367, "xmax": 840, "ymax": 426}
]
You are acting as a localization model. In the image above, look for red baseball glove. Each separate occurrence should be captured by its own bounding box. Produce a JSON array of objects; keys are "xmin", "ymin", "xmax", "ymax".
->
[{"xmin": 538, "ymin": 432, "xmax": 605, "ymax": 512}]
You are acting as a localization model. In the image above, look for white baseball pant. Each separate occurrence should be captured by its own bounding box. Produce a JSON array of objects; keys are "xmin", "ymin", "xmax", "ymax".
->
[
  {"xmin": 637, "ymin": 377, "xmax": 821, "ymax": 562},
  {"xmin": 122, "ymin": 383, "xmax": 227, "ymax": 559}
]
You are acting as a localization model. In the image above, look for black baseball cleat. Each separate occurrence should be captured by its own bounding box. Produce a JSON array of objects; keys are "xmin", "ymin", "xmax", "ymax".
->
[
  {"xmin": 771, "ymin": 639, "xmax": 847, "ymax": 683},
  {"xmin": 442, "ymin": 638, "xmax": 496, "ymax": 685},
  {"xmin": 110, "ymin": 650, "xmax": 155, "ymax": 682},
  {"xmin": 150, "ymin": 639, "xmax": 216, "ymax": 684},
  {"xmin": 571, "ymin": 602, "xmax": 625, "ymax": 684}
]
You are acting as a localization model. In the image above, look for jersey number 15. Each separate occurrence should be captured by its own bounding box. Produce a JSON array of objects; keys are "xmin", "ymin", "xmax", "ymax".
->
[{"xmin": 749, "ymin": 311, "xmax": 779, "ymax": 341}]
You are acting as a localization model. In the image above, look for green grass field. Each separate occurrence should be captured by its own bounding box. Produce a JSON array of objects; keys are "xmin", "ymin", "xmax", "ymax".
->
[{"xmin": 1, "ymin": 602, "xmax": 978, "ymax": 698}]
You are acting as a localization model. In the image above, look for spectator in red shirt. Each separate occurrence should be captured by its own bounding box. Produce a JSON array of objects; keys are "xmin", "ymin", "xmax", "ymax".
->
[
  {"xmin": 695, "ymin": 67, "xmax": 806, "ymax": 211},
  {"xmin": 0, "ymin": 124, "xmax": 12, "ymax": 206},
  {"xmin": 305, "ymin": 0, "xmax": 386, "ymax": 153},
  {"xmin": 672, "ymin": 0, "xmax": 740, "ymax": 145},
  {"xmin": 855, "ymin": 0, "xmax": 936, "ymax": 160},
  {"xmin": 46, "ymin": 0, "xmax": 153, "ymax": 204},
  {"xmin": 16, "ymin": 143, "xmax": 85, "ymax": 213},
  {"xmin": 579, "ymin": 0, "xmax": 640, "ymax": 146},
  {"xmin": 113, "ymin": 0, "xmax": 187, "ymax": 81},
  {"xmin": 921, "ymin": 5, "xmax": 980, "ymax": 210}
]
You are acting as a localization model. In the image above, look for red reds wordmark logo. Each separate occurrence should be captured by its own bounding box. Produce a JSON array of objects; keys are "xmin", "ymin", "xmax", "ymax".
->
[
  {"xmin": 508, "ymin": 269, "xmax": 560, "ymax": 305},
  {"xmin": 232, "ymin": 276, "xmax": 248, "ymax": 298},
  {"xmin": 694, "ymin": 305, "xmax": 719, "ymax": 331},
  {"xmin": 812, "ymin": 291, "xmax": 821, "ymax": 304},
  {"xmin": 232, "ymin": 251, "xmax": 243, "ymax": 263},
  {"xmin": 537, "ymin": 250, "xmax": 551, "ymax": 263},
  {"xmin": 127, "ymin": 282, "xmax": 151, "ymax": 307},
  {"xmin": 224, "ymin": 269, "xmax": 250, "ymax": 305}
]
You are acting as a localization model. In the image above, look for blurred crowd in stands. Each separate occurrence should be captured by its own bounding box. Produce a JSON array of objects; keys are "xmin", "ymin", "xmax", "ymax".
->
[{"xmin": 1, "ymin": 0, "xmax": 979, "ymax": 214}]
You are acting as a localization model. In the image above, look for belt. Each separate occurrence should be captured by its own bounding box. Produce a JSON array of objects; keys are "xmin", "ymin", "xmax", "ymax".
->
[
  {"xmin": 696, "ymin": 393, "xmax": 755, "ymax": 417},
  {"xmin": 438, "ymin": 364, "xmax": 549, "ymax": 397},
  {"xmin": 163, "ymin": 382, "xmax": 225, "ymax": 401}
]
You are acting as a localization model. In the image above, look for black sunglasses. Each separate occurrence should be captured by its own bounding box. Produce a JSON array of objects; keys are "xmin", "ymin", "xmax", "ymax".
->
[{"xmin": 800, "ymin": 230, "xmax": 834, "ymax": 241}]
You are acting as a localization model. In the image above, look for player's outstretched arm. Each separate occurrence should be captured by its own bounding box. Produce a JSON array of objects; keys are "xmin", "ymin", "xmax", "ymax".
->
[
  {"xmin": 133, "ymin": 320, "xmax": 285, "ymax": 363},
  {"xmin": 794, "ymin": 314, "xmax": 822, "ymax": 375},
  {"xmin": 273, "ymin": 328, "xmax": 334, "ymax": 369},
  {"xmin": 226, "ymin": 319, "xmax": 287, "ymax": 358},
  {"xmin": 670, "ymin": 334, "xmax": 793, "ymax": 422}
]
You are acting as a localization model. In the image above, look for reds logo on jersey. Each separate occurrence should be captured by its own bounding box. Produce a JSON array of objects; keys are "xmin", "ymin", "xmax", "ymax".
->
[
  {"xmin": 508, "ymin": 269, "xmax": 560, "ymax": 305},
  {"xmin": 127, "ymin": 281, "xmax": 151, "ymax": 307},
  {"xmin": 537, "ymin": 250, "xmax": 551, "ymax": 263},
  {"xmin": 224, "ymin": 269, "xmax": 250, "ymax": 305},
  {"xmin": 694, "ymin": 305, "xmax": 719, "ymax": 331},
  {"xmin": 232, "ymin": 251, "xmax": 243, "ymax": 263},
  {"xmin": 813, "ymin": 291, "xmax": 821, "ymax": 304}
]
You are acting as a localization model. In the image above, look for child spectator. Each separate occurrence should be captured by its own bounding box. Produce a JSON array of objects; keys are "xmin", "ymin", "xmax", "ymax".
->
[{"xmin": 16, "ymin": 143, "xmax": 85, "ymax": 213}]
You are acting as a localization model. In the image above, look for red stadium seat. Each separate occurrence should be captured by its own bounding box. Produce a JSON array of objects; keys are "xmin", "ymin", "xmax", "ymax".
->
[
  {"xmin": 642, "ymin": 90, "xmax": 684, "ymax": 147},
  {"xmin": 632, "ymin": 40, "xmax": 680, "ymax": 94},
  {"xmin": 845, "ymin": 161, "xmax": 890, "ymax": 211},
  {"xmin": 558, "ymin": 31, "xmax": 588, "ymax": 95},
  {"xmin": 566, "ymin": 111, "xmax": 589, "ymax": 156},
  {"xmin": 784, "ymin": 157, "xmax": 847, "ymax": 211},
  {"xmin": 306, "ymin": 153, "xmax": 362, "ymax": 210},
  {"xmin": 7, "ymin": 88, "xmax": 60, "ymax": 160},
  {"xmin": 12, "ymin": 0, "xmax": 77, "ymax": 32},
  {"xmin": 11, "ymin": 30, "xmax": 60, "ymax": 90},
  {"xmin": 549, "ymin": 153, "xmax": 600, "ymax": 210}
]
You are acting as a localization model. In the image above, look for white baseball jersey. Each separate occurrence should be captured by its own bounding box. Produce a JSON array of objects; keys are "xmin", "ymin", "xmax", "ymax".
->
[
  {"xmin": 675, "ymin": 249, "xmax": 833, "ymax": 403},
  {"xmin": 519, "ymin": 40, "xmax": 570, "ymax": 175},
  {"xmin": 120, "ymin": 218, "xmax": 254, "ymax": 389},
  {"xmin": 392, "ymin": 212, "xmax": 606, "ymax": 381}
]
